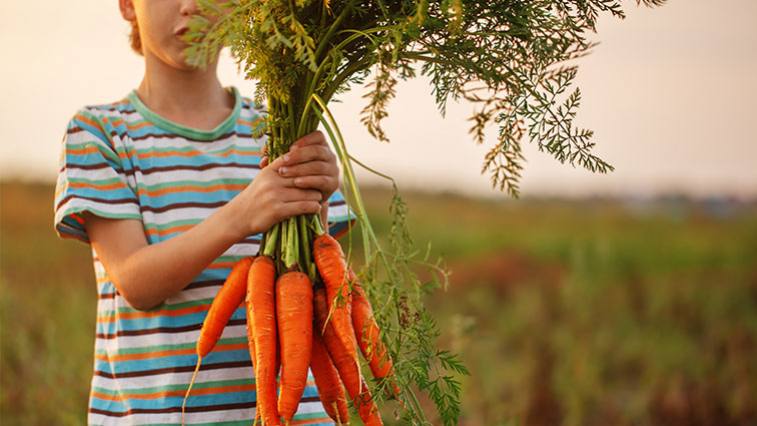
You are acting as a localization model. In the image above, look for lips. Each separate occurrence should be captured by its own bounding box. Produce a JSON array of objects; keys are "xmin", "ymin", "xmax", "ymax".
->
[{"xmin": 175, "ymin": 27, "xmax": 188, "ymax": 37}]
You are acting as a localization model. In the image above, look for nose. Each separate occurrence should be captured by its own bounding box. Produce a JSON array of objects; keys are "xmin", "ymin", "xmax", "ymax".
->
[{"xmin": 179, "ymin": 0, "xmax": 198, "ymax": 16}]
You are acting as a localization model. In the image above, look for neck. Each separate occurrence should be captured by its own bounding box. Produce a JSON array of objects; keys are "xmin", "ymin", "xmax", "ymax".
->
[{"xmin": 137, "ymin": 51, "xmax": 232, "ymax": 114}]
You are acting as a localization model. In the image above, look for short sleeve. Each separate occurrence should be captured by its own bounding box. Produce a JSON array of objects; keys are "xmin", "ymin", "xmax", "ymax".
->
[
  {"xmin": 325, "ymin": 189, "xmax": 357, "ymax": 239},
  {"xmin": 53, "ymin": 110, "xmax": 142, "ymax": 244}
]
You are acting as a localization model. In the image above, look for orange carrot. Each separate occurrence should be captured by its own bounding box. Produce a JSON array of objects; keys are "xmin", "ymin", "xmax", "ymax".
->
[
  {"xmin": 183, "ymin": 257, "xmax": 253, "ymax": 425},
  {"xmin": 356, "ymin": 377, "xmax": 384, "ymax": 426},
  {"xmin": 313, "ymin": 234, "xmax": 359, "ymax": 370},
  {"xmin": 310, "ymin": 328, "xmax": 349, "ymax": 425},
  {"xmin": 245, "ymin": 270, "xmax": 259, "ymax": 426},
  {"xmin": 275, "ymin": 271, "xmax": 313, "ymax": 423},
  {"xmin": 350, "ymin": 270, "xmax": 401, "ymax": 397},
  {"xmin": 248, "ymin": 256, "xmax": 281, "ymax": 425},
  {"xmin": 315, "ymin": 287, "xmax": 383, "ymax": 425},
  {"xmin": 198, "ymin": 257, "xmax": 254, "ymax": 357}
]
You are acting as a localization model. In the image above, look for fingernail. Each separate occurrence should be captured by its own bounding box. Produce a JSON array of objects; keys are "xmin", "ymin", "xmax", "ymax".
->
[
  {"xmin": 283, "ymin": 154, "xmax": 290, "ymax": 162},
  {"xmin": 279, "ymin": 167, "xmax": 287, "ymax": 175}
]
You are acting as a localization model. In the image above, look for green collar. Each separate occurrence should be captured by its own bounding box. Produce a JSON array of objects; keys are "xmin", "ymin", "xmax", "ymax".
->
[{"xmin": 127, "ymin": 86, "xmax": 241, "ymax": 141}]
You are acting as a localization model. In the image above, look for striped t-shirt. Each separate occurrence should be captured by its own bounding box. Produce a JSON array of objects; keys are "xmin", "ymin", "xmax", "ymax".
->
[{"xmin": 53, "ymin": 86, "xmax": 355, "ymax": 425}]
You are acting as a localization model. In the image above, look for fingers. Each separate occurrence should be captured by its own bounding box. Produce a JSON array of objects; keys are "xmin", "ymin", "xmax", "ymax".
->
[
  {"xmin": 282, "ymin": 145, "xmax": 335, "ymax": 167},
  {"xmin": 289, "ymin": 175, "xmax": 339, "ymax": 196},
  {"xmin": 278, "ymin": 188, "xmax": 323, "ymax": 203},
  {"xmin": 277, "ymin": 200, "xmax": 323, "ymax": 218},
  {"xmin": 291, "ymin": 130, "xmax": 327, "ymax": 149},
  {"xmin": 278, "ymin": 160, "xmax": 337, "ymax": 179},
  {"xmin": 267, "ymin": 155, "xmax": 288, "ymax": 171},
  {"xmin": 260, "ymin": 144, "xmax": 269, "ymax": 168}
]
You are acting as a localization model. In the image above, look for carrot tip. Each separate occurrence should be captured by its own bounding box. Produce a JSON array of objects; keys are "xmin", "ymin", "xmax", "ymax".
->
[{"xmin": 181, "ymin": 357, "xmax": 203, "ymax": 426}]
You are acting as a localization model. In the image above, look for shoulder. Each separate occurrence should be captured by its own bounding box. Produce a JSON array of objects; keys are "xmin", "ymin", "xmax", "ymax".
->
[{"xmin": 65, "ymin": 96, "xmax": 134, "ymax": 141}]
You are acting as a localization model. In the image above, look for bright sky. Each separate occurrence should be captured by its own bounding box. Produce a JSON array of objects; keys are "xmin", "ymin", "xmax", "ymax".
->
[{"xmin": 1, "ymin": 0, "xmax": 755, "ymax": 199}]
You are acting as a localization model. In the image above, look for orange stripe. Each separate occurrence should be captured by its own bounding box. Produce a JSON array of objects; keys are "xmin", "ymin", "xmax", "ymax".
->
[
  {"xmin": 144, "ymin": 223, "xmax": 196, "ymax": 237},
  {"xmin": 91, "ymin": 383, "xmax": 256, "ymax": 401},
  {"xmin": 69, "ymin": 181, "xmax": 127, "ymax": 191},
  {"xmin": 103, "ymin": 117, "xmax": 152, "ymax": 132},
  {"xmin": 66, "ymin": 144, "xmax": 129, "ymax": 161},
  {"xmin": 97, "ymin": 302, "xmax": 215, "ymax": 324},
  {"xmin": 126, "ymin": 120, "xmax": 153, "ymax": 132},
  {"xmin": 208, "ymin": 261, "xmax": 237, "ymax": 270},
  {"xmin": 90, "ymin": 380, "xmax": 318, "ymax": 402},
  {"xmin": 67, "ymin": 145, "xmax": 261, "ymax": 160},
  {"xmin": 134, "ymin": 148, "xmax": 260, "ymax": 160},
  {"xmin": 71, "ymin": 213, "xmax": 86, "ymax": 225},
  {"xmin": 137, "ymin": 183, "xmax": 248, "ymax": 198},
  {"xmin": 76, "ymin": 114, "xmax": 108, "ymax": 137},
  {"xmin": 67, "ymin": 145, "xmax": 101, "ymax": 155},
  {"xmin": 95, "ymin": 342, "xmax": 247, "ymax": 362}
]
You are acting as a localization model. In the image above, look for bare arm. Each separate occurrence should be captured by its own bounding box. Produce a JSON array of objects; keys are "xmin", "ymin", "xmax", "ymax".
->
[
  {"xmin": 85, "ymin": 131, "xmax": 338, "ymax": 311},
  {"xmin": 83, "ymin": 201, "xmax": 247, "ymax": 311}
]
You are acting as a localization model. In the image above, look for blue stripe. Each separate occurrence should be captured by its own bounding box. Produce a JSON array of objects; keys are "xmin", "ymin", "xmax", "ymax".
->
[
  {"xmin": 95, "ymin": 349, "xmax": 251, "ymax": 375},
  {"xmin": 97, "ymin": 305, "xmax": 248, "ymax": 333},
  {"xmin": 59, "ymin": 185, "xmax": 136, "ymax": 201},
  {"xmin": 71, "ymin": 117, "xmax": 113, "ymax": 149},
  {"xmin": 65, "ymin": 151, "xmax": 124, "ymax": 171},
  {"xmin": 90, "ymin": 384, "xmax": 322, "ymax": 411}
]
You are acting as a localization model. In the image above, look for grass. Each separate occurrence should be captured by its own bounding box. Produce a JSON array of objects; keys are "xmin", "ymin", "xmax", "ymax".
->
[{"xmin": 1, "ymin": 180, "xmax": 756, "ymax": 425}]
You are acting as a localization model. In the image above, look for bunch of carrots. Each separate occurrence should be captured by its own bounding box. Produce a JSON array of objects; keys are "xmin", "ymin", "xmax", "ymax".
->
[{"xmin": 181, "ymin": 232, "xmax": 398, "ymax": 425}]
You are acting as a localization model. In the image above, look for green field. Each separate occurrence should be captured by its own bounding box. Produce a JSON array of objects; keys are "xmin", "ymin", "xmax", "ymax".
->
[{"xmin": 1, "ymin": 181, "xmax": 756, "ymax": 425}]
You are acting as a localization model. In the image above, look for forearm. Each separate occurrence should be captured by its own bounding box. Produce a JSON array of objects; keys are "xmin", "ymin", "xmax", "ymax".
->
[{"xmin": 117, "ymin": 203, "xmax": 246, "ymax": 310}]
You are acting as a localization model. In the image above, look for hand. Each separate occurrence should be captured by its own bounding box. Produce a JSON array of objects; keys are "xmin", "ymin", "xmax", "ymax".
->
[
  {"xmin": 229, "ymin": 154, "xmax": 324, "ymax": 237},
  {"xmin": 260, "ymin": 131, "xmax": 340, "ymax": 202}
]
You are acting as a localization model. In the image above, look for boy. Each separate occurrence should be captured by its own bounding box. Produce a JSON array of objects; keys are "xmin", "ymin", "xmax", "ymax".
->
[{"xmin": 53, "ymin": 0, "xmax": 353, "ymax": 424}]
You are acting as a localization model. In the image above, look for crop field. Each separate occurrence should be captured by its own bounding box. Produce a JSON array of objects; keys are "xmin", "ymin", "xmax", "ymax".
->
[{"xmin": 1, "ymin": 180, "xmax": 756, "ymax": 425}]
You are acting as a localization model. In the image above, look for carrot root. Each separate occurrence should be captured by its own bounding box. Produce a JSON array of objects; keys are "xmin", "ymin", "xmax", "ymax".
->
[
  {"xmin": 276, "ymin": 271, "xmax": 313, "ymax": 422},
  {"xmin": 310, "ymin": 326, "xmax": 349, "ymax": 424},
  {"xmin": 315, "ymin": 287, "xmax": 382, "ymax": 424},
  {"xmin": 181, "ymin": 357, "xmax": 203, "ymax": 426},
  {"xmin": 248, "ymin": 256, "xmax": 281, "ymax": 425},
  {"xmin": 350, "ymin": 272, "xmax": 401, "ymax": 398}
]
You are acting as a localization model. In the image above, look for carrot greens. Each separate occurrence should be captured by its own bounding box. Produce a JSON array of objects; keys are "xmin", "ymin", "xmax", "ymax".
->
[{"xmin": 182, "ymin": 1, "xmax": 667, "ymax": 423}]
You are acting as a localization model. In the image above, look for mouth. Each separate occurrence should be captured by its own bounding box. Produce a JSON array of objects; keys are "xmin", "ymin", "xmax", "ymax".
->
[{"xmin": 174, "ymin": 27, "xmax": 188, "ymax": 37}]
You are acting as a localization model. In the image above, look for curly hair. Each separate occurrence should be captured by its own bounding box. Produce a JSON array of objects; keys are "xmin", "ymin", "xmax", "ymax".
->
[{"xmin": 129, "ymin": 20, "xmax": 143, "ymax": 56}]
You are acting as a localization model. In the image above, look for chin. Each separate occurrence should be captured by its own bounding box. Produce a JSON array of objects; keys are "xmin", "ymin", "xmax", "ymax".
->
[{"xmin": 164, "ymin": 53, "xmax": 200, "ymax": 72}]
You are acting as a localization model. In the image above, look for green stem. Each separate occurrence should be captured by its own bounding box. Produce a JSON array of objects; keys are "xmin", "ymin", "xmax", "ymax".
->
[
  {"xmin": 298, "ymin": 26, "xmax": 398, "ymax": 138},
  {"xmin": 312, "ymin": 211, "xmax": 325, "ymax": 235},
  {"xmin": 307, "ymin": 94, "xmax": 379, "ymax": 261},
  {"xmin": 313, "ymin": 0, "xmax": 357, "ymax": 63},
  {"xmin": 348, "ymin": 154, "xmax": 395, "ymax": 182},
  {"xmin": 299, "ymin": 215, "xmax": 316, "ymax": 281},
  {"xmin": 263, "ymin": 223, "xmax": 279, "ymax": 257},
  {"xmin": 323, "ymin": 55, "xmax": 374, "ymax": 101}
]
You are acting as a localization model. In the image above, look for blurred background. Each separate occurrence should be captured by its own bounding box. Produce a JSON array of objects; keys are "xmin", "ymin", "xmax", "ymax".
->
[{"xmin": 1, "ymin": 0, "xmax": 756, "ymax": 425}]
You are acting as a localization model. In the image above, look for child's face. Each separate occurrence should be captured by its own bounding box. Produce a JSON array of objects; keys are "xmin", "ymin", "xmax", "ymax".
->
[{"xmin": 121, "ymin": 0, "xmax": 218, "ymax": 70}]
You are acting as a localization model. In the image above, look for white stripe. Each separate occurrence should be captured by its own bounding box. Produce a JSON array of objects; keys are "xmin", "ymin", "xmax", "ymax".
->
[
  {"xmin": 56, "ymin": 199, "xmax": 140, "ymax": 222},
  {"xmin": 63, "ymin": 166, "xmax": 131, "ymax": 183},
  {"xmin": 95, "ymin": 324, "xmax": 247, "ymax": 350},
  {"xmin": 90, "ymin": 366, "xmax": 255, "ymax": 391},
  {"xmin": 129, "ymin": 134, "xmax": 265, "ymax": 152},
  {"xmin": 135, "ymin": 167, "xmax": 260, "ymax": 189},
  {"xmin": 88, "ymin": 400, "xmax": 327, "ymax": 425}
]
